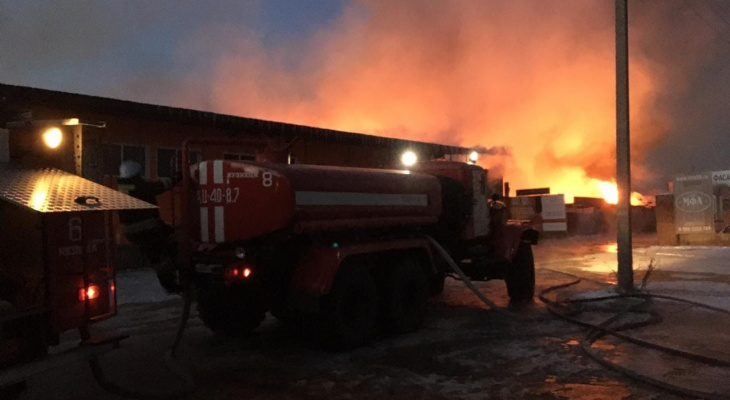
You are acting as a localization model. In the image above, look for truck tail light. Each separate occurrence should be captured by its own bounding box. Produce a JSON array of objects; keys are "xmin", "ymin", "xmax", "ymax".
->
[
  {"xmin": 225, "ymin": 264, "xmax": 254, "ymax": 282},
  {"xmin": 78, "ymin": 284, "xmax": 101, "ymax": 301}
]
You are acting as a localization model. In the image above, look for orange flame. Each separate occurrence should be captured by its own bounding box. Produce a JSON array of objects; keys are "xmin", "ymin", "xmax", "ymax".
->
[
  {"xmin": 570, "ymin": 179, "xmax": 646, "ymax": 206},
  {"xmin": 196, "ymin": 2, "xmax": 710, "ymax": 202}
]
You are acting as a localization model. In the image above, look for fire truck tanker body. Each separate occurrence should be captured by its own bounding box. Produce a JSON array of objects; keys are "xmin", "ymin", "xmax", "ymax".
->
[{"xmin": 189, "ymin": 152, "xmax": 537, "ymax": 350}]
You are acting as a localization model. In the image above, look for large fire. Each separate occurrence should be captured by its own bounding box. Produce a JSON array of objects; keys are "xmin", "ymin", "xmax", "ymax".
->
[
  {"xmin": 528, "ymin": 176, "xmax": 647, "ymax": 206},
  {"xmin": 597, "ymin": 180, "xmax": 646, "ymax": 206},
  {"xmin": 189, "ymin": 1, "xmax": 709, "ymax": 204}
]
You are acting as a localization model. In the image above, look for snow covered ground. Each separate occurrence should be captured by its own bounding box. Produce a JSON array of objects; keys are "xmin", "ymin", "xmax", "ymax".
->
[
  {"xmin": 20, "ymin": 236, "xmax": 730, "ymax": 399},
  {"xmin": 537, "ymin": 238, "xmax": 730, "ymax": 312},
  {"xmin": 115, "ymin": 268, "xmax": 178, "ymax": 305}
]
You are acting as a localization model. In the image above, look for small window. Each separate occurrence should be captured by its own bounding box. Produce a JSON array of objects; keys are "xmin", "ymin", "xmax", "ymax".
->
[
  {"xmin": 103, "ymin": 144, "xmax": 122, "ymax": 176},
  {"xmin": 157, "ymin": 148, "xmax": 176, "ymax": 179},
  {"xmin": 156, "ymin": 148, "xmax": 202, "ymax": 178},
  {"xmin": 103, "ymin": 143, "xmax": 147, "ymax": 177},
  {"xmin": 122, "ymin": 145, "xmax": 147, "ymax": 177}
]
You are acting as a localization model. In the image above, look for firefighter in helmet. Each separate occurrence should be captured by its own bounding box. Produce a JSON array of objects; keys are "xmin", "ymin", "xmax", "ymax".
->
[{"xmin": 117, "ymin": 161, "xmax": 179, "ymax": 293}]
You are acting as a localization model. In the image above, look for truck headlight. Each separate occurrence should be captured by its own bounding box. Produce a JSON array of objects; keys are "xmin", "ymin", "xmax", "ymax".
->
[{"xmin": 401, "ymin": 150, "xmax": 417, "ymax": 167}]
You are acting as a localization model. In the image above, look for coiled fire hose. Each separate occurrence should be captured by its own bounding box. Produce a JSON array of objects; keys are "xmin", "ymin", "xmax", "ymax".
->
[{"xmin": 540, "ymin": 276, "xmax": 730, "ymax": 400}]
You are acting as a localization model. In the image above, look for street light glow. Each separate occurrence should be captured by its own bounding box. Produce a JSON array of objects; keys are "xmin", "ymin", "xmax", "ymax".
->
[
  {"xmin": 468, "ymin": 151, "xmax": 479, "ymax": 163},
  {"xmin": 42, "ymin": 127, "xmax": 63, "ymax": 149},
  {"xmin": 401, "ymin": 150, "xmax": 417, "ymax": 167}
]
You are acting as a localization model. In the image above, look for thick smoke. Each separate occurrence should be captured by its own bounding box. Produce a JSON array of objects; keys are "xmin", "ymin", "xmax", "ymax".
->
[
  {"xmin": 202, "ymin": 0, "xmax": 717, "ymax": 198},
  {"xmin": 2, "ymin": 1, "xmax": 724, "ymax": 199}
]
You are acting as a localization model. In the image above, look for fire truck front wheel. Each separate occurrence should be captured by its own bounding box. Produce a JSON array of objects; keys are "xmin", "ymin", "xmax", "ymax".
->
[
  {"xmin": 196, "ymin": 284, "xmax": 266, "ymax": 337},
  {"xmin": 505, "ymin": 242, "xmax": 535, "ymax": 302},
  {"xmin": 320, "ymin": 259, "xmax": 379, "ymax": 350}
]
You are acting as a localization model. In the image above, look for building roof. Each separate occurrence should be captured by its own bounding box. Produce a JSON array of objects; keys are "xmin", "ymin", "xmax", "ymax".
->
[{"xmin": 0, "ymin": 83, "xmax": 471, "ymax": 157}]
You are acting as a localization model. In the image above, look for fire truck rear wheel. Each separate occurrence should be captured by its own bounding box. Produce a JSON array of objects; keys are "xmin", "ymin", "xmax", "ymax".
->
[
  {"xmin": 378, "ymin": 255, "xmax": 430, "ymax": 333},
  {"xmin": 196, "ymin": 285, "xmax": 266, "ymax": 337},
  {"xmin": 320, "ymin": 260, "xmax": 379, "ymax": 350},
  {"xmin": 506, "ymin": 242, "xmax": 535, "ymax": 302}
]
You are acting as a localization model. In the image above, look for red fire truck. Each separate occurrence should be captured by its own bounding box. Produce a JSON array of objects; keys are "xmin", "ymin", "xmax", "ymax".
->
[
  {"xmin": 0, "ymin": 125, "xmax": 156, "ymax": 391},
  {"xmin": 181, "ymin": 139, "xmax": 538, "ymax": 349}
]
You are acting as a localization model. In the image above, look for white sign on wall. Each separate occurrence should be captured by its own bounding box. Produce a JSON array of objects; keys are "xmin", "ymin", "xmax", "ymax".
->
[{"xmin": 674, "ymin": 173, "xmax": 714, "ymax": 234}]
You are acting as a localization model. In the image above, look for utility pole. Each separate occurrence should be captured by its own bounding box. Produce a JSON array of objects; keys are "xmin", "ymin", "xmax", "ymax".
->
[{"xmin": 615, "ymin": 0, "xmax": 634, "ymax": 292}]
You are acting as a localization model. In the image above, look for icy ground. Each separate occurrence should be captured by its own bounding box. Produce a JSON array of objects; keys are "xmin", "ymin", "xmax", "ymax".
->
[
  {"xmin": 536, "ymin": 236, "xmax": 730, "ymax": 312},
  {"xmin": 115, "ymin": 269, "xmax": 179, "ymax": 305},
  {"xmin": 18, "ymin": 235, "xmax": 730, "ymax": 399}
]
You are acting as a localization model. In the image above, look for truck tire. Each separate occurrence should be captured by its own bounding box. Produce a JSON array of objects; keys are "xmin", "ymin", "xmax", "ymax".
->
[
  {"xmin": 378, "ymin": 256, "xmax": 430, "ymax": 333},
  {"xmin": 196, "ymin": 285, "xmax": 266, "ymax": 337},
  {"xmin": 506, "ymin": 242, "xmax": 535, "ymax": 302},
  {"xmin": 320, "ymin": 260, "xmax": 379, "ymax": 350}
]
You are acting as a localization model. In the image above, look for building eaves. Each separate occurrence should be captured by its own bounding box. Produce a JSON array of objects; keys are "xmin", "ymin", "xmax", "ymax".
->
[{"xmin": 0, "ymin": 83, "xmax": 471, "ymax": 157}]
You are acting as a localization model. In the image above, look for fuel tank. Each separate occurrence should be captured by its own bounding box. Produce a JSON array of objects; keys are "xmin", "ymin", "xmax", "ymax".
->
[{"xmin": 193, "ymin": 161, "xmax": 442, "ymax": 243}]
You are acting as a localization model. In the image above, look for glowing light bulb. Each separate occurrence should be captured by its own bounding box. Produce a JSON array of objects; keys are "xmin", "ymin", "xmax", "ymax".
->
[{"xmin": 42, "ymin": 127, "xmax": 63, "ymax": 149}]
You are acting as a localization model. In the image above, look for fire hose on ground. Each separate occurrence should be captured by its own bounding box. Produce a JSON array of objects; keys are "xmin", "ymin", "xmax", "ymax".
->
[
  {"xmin": 93, "ymin": 236, "xmax": 730, "ymax": 400},
  {"xmin": 539, "ymin": 279, "xmax": 730, "ymax": 400},
  {"xmin": 90, "ymin": 236, "xmax": 510, "ymax": 399},
  {"xmin": 430, "ymin": 237, "xmax": 730, "ymax": 399}
]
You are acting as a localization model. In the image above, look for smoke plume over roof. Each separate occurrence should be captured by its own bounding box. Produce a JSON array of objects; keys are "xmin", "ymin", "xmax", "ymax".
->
[{"xmin": 2, "ymin": 0, "xmax": 729, "ymax": 199}]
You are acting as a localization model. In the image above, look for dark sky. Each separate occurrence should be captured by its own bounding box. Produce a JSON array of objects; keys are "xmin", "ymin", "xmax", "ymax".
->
[{"xmin": 1, "ymin": 0, "xmax": 729, "ymax": 194}]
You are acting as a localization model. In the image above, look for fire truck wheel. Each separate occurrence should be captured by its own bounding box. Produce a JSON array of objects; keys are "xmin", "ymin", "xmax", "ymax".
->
[
  {"xmin": 506, "ymin": 242, "xmax": 535, "ymax": 302},
  {"xmin": 378, "ymin": 256, "xmax": 430, "ymax": 333},
  {"xmin": 196, "ymin": 285, "xmax": 266, "ymax": 337},
  {"xmin": 320, "ymin": 261, "xmax": 379, "ymax": 350}
]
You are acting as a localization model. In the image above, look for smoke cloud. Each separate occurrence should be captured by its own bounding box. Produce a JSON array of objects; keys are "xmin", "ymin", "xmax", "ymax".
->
[
  {"xmin": 2, "ymin": 0, "xmax": 726, "ymax": 200},
  {"xmin": 198, "ymin": 0, "xmax": 718, "ymax": 199}
]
